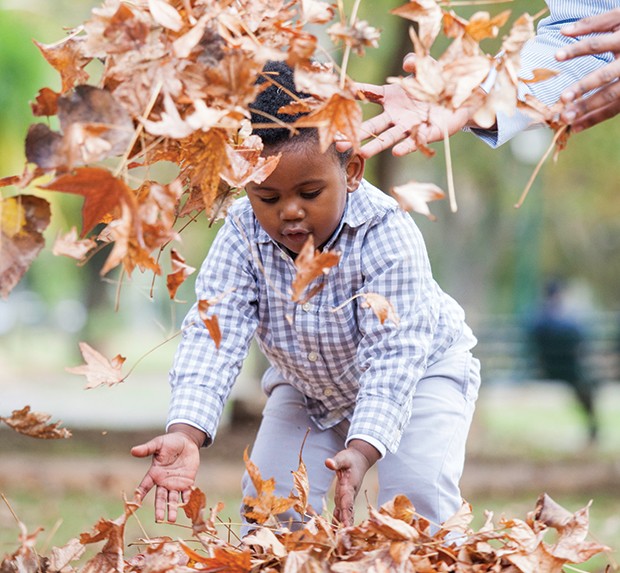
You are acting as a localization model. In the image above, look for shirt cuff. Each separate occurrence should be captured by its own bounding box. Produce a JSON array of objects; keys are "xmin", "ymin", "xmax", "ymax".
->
[
  {"xmin": 345, "ymin": 433, "xmax": 387, "ymax": 459},
  {"xmin": 166, "ymin": 418, "xmax": 212, "ymax": 447}
]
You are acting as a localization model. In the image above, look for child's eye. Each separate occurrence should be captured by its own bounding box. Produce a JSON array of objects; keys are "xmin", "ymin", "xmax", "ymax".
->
[
  {"xmin": 301, "ymin": 190, "xmax": 321, "ymax": 200},
  {"xmin": 259, "ymin": 196, "xmax": 278, "ymax": 204}
]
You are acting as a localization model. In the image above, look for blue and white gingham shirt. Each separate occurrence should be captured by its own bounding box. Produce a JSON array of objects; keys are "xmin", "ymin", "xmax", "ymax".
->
[
  {"xmin": 474, "ymin": 0, "xmax": 619, "ymax": 147},
  {"xmin": 167, "ymin": 180, "xmax": 474, "ymax": 454}
]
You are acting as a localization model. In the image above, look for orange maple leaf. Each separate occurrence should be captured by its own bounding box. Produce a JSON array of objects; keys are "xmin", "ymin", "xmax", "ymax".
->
[
  {"xmin": 295, "ymin": 93, "xmax": 362, "ymax": 154},
  {"xmin": 360, "ymin": 293, "xmax": 400, "ymax": 327},
  {"xmin": 0, "ymin": 406, "xmax": 71, "ymax": 440},
  {"xmin": 291, "ymin": 236, "xmax": 340, "ymax": 303},
  {"xmin": 39, "ymin": 167, "xmax": 138, "ymax": 237},
  {"xmin": 33, "ymin": 35, "xmax": 91, "ymax": 93},
  {"xmin": 66, "ymin": 342, "xmax": 126, "ymax": 389}
]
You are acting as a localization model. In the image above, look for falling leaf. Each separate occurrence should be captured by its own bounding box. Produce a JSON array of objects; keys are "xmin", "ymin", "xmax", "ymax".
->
[
  {"xmin": 360, "ymin": 293, "xmax": 400, "ymax": 326},
  {"xmin": 197, "ymin": 300, "xmax": 222, "ymax": 349},
  {"xmin": 52, "ymin": 227, "xmax": 97, "ymax": 260},
  {"xmin": 390, "ymin": 0, "xmax": 443, "ymax": 51},
  {"xmin": 295, "ymin": 93, "xmax": 362, "ymax": 153},
  {"xmin": 391, "ymin": 181, "xmax": 445, "ymax": 221},
  {"xmin": 30, "ymin": 87, "xmax": 60, "ymax": 117},
  {"xmin": 33, "ymin": 35, "xmax": 91, "ymax": 93},
  {"xmin": 291, "ymin": 236, "xmax": 340, "ymax": 303},
  {"xmin": 66, "ymin": 341, "xmax": 126, "ymax": 389},
  {"xmin": 301, "ymin": 0, "xmax": 335, "ymax": 24},
  {"xmin": 148, "ymin": 0, "xmax": 184, "ymax": 32},
  {"xmin": 167, "ymin": 249, "xmax": 195, "ymax": 300},
  {"xmin": 0, "ymin": 194, "xmax": 51, "ymax": 299},
  {"xmin": 0, "ymin": 406, "xmax": 72, "ymax": 439},
  {"xmin": 40, "ymin": 167, "xmax": 138, "ymax": 237}
]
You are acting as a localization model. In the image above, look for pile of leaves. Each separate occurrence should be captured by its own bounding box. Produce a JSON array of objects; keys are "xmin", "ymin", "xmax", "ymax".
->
[{"xmin": 1, "ymin": 460, "xmax": 612, "ymax": 573}]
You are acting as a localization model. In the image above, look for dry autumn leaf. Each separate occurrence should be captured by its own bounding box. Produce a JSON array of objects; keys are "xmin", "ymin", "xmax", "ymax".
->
[
  {"xmin": 0, "ymin": 195, "xmax": 51, "ymax": 299},
  {"xmin": 0, "ymin": 406, "xmax": 71, "ymax": 439},
  {"xmin": 52, "ymin": 227, "xmax": 97, "ymax": 260},
  {"xmin": 66, "ymin": 341, "xmax": 126, "ymax": 389},
  {"xmin": 391, "ymin": 181, "xmax": 445, "ymax": 221},
  {"xmin": 291, "ymin": 235, "xmax": 340, "ymax": 303},
  {"xmin": 166, "ymin": 248, "xmax": 196, "ymax": 300},
  {"xmin": 360, "ymin": 293, "xmax": 400, "ymax": 327}
]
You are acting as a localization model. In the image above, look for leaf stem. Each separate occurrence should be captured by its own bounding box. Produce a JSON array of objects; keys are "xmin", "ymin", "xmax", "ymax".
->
[
  {"xmin": 442, "ymin": 121, "xmax": 457, "ymax": 212},
  {"xmin": 514, "ymin": 125, "xmax": 566, "ymax": 209}
]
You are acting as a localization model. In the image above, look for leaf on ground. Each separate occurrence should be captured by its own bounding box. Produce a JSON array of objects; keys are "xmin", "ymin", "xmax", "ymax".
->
[
  {"xmin": 0, "ymin": 194, "xmax": 51, "ymax": 299},
  {"xmin": 66, "ymin": 341, "xmax": 126, "ymax": 389},
  {"xmin": 0, "ymin": 406, "xmax": 71, "ymax": 439},
  {"xmin": 291, "ymin": 236, "xmax": 340, "ymax": 303},
  {"xmin": 242, "ymin": 448, "xmax": 297, "ymax": 526}
]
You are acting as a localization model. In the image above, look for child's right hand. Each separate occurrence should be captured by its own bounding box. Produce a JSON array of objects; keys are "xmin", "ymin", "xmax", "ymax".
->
[{"xmin": 131, "ymin": 424, "xmax": 205, "ymax": 522}]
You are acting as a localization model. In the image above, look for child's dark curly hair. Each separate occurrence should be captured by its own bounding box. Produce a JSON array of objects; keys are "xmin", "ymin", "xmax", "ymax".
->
[{"xmin": 249, "ymin": 61, "xmax": 351, "ymax": 164}]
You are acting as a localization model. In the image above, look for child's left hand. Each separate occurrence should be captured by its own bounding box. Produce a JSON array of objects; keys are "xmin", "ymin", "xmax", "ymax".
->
[{"xmin": 325, "ymin": 439, "xmax": 381, "ymax": 527}]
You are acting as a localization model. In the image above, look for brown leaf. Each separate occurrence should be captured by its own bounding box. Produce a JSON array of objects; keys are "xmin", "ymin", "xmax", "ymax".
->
[
  {"xmin": 291, "ymin": 236, "xmax": 340, "ymax": 303},
  {"xmin": 0, "ymin": 194, "xmax": 51, "ymax": 299},
  {"xmin": 30, "ymin": 87, "xmax": 60, "ymax": 117},
  {"xmin": 0, "ymin": 406, "xmax": 72, "ymax": 439},
  {"xmin": 33, "ymin": 35, "xmax": 91, "ymax": 93},
  {"xmin": 291, "ymin": 457, "xmax": 311, "ymax": 517},
  {"xmin": 242, "ymin": 448, "xmax": 297, "ymax": 526},
  {"xmin": 221, "ymin": 135, "xmax": 281, "ymax": 189},
  {"xmin": 295, "ymin": 93, "xmax": 362, "ymax": 154},
  {"xmin": 40, "ymin": 167, "xmax": 138, "ymax": 237},
  {"xmin": 360, "ymin": 293, "xmax": 400, "ymax": 326},
  {"xmin": 391, "ymin": 181, "xmax": 445, "ymax": 221},
  {"xmin": 66, "ymin": 341, "xmax": 126, "ymax": 389},
  {"xmin": 49, "ymin": 538, "xmax": 86, "ymax": 571},
  {"xmin": 80, "ymin": 498, "xmax": 139, "ymax": 573},
  {"xmin": 181, "ymin": 488, "xmax": 216, "ymax": 536},
  {"xmin": 521, "ymin": 68, "xmax": 560, "ymax": 85},
  {"xmin": 166, "ymin": 248, "xmax": 195, "ymax": 300},
  {"xmin": 148, "ymin": 0, "xmax": 184, "ymax": 32},
  {"xmin": 390, "ymin": 0, "xmax": 443, "ymax": 51},
  {"xmin": 180, "ymin": 545, "xmax": 252, "ymax": 573},
  {"xmin": 52, "ymin": 227, "xmax": 97, "ymax": 260}
]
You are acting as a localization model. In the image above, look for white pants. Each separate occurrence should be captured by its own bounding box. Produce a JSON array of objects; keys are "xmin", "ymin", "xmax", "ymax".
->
[{"xmin": 241, "ymin": 345, "xmax": 480, "ymax": 530}]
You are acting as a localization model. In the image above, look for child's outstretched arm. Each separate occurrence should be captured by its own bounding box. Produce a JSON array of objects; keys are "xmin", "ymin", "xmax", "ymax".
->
[
  {"xmin": 325, "ymin": 439, "xmax": 381, "ymax": 527},
  {"xmin": 131, "ymin": 423, "xmax": 205, "ymax": 522}
]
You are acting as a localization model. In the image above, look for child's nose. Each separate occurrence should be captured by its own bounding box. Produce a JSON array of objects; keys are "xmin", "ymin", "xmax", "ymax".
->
[{"xmin": 281, "ymin": 201, "xmax": 304, "ymax": 220}]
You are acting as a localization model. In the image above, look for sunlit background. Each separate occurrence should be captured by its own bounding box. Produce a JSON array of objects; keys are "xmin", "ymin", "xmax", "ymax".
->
[{"xmin": 1, "ymin": 1, "xmax": 619, "ymax": 570}]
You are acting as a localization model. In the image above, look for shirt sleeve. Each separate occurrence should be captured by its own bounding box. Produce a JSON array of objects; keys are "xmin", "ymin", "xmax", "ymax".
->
[
  {"xmin": 348, "ymin": 209, "xmax": 442, "ymax": 454},
  {"xmin": 472, "ymin": 0, "xmax": 618, "ymax": 148},
  {"xmin": 166, "ymin": 215, "xmax": 259, "ymax": 445}
]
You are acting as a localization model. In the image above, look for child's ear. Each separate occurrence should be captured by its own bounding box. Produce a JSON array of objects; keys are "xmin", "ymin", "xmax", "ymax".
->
[{"xmin": 345, "ymin": 153, "xmax": 365, "ymax": 193}]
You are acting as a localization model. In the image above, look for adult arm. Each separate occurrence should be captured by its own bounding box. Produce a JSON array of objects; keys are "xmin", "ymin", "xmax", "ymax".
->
[{"xmin": 557, "ymin": 8, "xmax": 620, "ymax": 131}]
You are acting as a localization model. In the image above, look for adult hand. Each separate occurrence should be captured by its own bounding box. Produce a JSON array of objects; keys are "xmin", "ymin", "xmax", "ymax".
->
[
  {"xmin": 131, "ymin": 424, "xmax": 204, "ymax": 522},
  {"xmin": 557, "ymin": 9, "xmax": 620, "ymax": 131},
  {"xmin": 346, "ymin": 53, "xmax": 478, "ymax": 158},
  {"xmin": 324, "ymin": 439, "xmax": 380, "ymax": 526}
]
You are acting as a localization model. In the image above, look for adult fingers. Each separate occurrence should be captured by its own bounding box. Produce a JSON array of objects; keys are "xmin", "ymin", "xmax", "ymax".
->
[
  {"xmin": 403, "ymin": 52, "xmax": 417, "ymax": 74},
  {"xmin": 557, "ymin": 32, "xmax": 620, "ymax": 62},
  {"xmin": 561, "ymin": 60, "xmax": 620, "ymax": 102},
  {"xmin": 360, "ymin": 124, "xmax": 411, "ymax": 158},
  {"xmin": 562, "ymin": 94, "xmax": 620, "ymax": 132},
  {"xmin": 560, "ymin": 9, "xmax": 620, "ymax": 38}
]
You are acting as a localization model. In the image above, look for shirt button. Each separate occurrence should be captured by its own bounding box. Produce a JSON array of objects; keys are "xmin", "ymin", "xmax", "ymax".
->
[
  {"xmin": 302, "ymin": 302, "xmax": 311, "ymax": 312},
  {"xmin": 323, "ymin": 388, "xmax": 333, "ymax": 397},
  {"xmin": 308, "ymin": 351, "xmax": 319, "ymax": 362},
  {"xmin": 279, "ymin": 251, "xmax": 288, "ymax": 260}
]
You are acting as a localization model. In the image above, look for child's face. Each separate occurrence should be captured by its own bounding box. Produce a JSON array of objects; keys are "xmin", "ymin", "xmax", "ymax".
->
[{"xmin": 246, "ymin": 141, "xmax": 364, "ymax": 254}]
